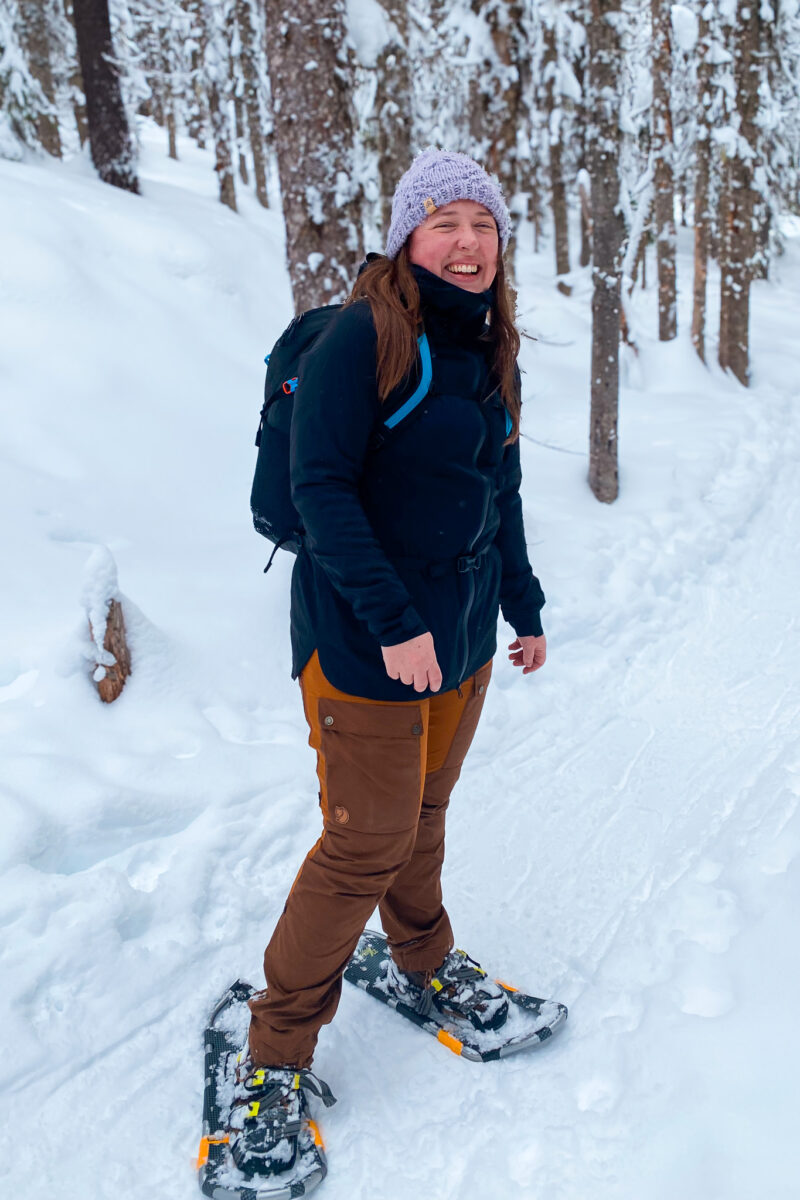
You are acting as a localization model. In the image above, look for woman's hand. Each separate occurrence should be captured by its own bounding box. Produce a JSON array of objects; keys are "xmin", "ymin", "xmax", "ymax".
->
[
  {"xmin": 508, "ymin": 634, "xmax": 546, "ymax": 675},
  {"xmin": 381, "ymin": 632, "xmax": 443, "ymax": 693}
]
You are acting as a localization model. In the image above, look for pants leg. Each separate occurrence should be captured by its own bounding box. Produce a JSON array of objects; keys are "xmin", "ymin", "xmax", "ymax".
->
[
  {"xmin": 380, "ymin": 659, "xmax": 493, "ymax": 974},
  {"xmin": 248, "ymin": 651, "xmax": 428, "ymax": 1068}
]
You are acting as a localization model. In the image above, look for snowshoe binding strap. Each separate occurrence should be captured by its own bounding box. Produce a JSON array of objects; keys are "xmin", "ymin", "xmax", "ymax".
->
[
  {"xmin": 413, "ymin": 949, "xmax": 509, "ymax": 1032},
  {"xmin": 241, "ymin": 1064, "xmax": 337, "ymax": 1108}
]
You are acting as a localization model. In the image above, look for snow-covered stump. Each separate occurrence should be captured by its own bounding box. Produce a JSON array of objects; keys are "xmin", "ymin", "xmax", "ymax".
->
[{"xmin": 83, "ymin": 547, "xmax": 131, "ymax": 703}]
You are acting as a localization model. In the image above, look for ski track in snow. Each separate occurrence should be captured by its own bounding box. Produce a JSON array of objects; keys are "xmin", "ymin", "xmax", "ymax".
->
[{"xmin": 1, "ymin": 133, "xmax": 799, "ymax": 1200}]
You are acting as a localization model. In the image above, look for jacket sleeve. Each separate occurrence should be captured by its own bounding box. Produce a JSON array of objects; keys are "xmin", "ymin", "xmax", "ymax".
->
[
  {"xmin": 289, "ymin": 304, "xmax": 429, "ymax": 647},
  {"xmin": 493, "ymin": 433, "xmax": 546, "ymax": 637}
]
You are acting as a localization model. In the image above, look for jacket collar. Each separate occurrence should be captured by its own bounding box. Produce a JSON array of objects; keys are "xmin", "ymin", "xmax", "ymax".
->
[{"xmin": 410, "ymin": 264, "xmax": 492, "ymax": 343}]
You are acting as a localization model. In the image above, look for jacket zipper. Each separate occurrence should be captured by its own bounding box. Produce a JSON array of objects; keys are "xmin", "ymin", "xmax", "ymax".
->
[{"xmin": 456, "ymin": 426, "xmax": 493, "ymax": 691}]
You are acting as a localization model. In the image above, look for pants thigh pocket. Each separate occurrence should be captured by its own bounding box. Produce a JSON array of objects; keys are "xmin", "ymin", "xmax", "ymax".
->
[{"xmin": 318, "ymin": 698, "xmax": 424, "ymax": 834}]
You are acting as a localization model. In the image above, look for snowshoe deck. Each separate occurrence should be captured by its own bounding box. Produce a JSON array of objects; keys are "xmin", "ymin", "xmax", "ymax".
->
[
  {"xmin": 198, "ymin": 981, "xmax": 328, "ymax": 1200},
  {"xmin": 343, "ymin": 929, "xmax": 568, "ymax": 1062}
]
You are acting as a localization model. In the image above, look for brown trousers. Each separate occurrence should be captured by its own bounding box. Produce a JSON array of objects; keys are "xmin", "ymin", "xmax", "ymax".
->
[{"xmin": 248, "ymin": 649, "xmax": 492, "ymax": 1068}]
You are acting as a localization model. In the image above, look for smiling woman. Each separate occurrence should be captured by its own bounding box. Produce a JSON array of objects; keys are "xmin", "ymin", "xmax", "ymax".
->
[
  {"xmin": 408, "ymin": 199, "xmax": 499, "ymax": 292},
  {"xmin": 240, "ymin": 147, "xmax": 550, "ymax": 1189}
]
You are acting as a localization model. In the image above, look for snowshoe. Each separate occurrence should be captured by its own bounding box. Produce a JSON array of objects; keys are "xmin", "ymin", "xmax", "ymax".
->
[
  {"xmin": 197, "ymin": 980, "xmax": 335, "ymax": 1200},
  {"xmin": 344, "ymin": 929, "xmax": 568, "ymax": 1062}
]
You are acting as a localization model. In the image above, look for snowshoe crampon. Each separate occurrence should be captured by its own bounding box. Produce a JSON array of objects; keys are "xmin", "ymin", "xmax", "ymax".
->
[
  {"xmin": 198, "ymin": 981, "xmax": 331, "ymax": 1200},
  {"xmin": 344, "ymin": 930, "xmax": 568, "ymax": 1062}
]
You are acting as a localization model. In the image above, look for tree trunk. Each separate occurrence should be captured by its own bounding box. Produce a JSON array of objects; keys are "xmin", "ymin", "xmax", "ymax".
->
[
  {"xmin": 375, "ymin": 0, "xmax": 412, "ymax": 239},
  {"xmin": 652, "ymin": 0, "xmax": 676, "ymax": 340},
  {"xmin": 18, "ymin": 0, "xmax": 62, "ymax": 157},
  {"xmin": 166, "ymin": 103, "xmax": 178, "ymax": 159},
  {"xmin": 587, "ymin": 0, "xmax": 624, "ymax": 504},
  {"xmin": 234, "ymin": 87, "xmax": 249, "ymax": 183},
  {"xmin": 235, "ymin": 0, "xmax": 269, "ymax": 207},
  {"xmin": 158, "ymin": 20, "xmax": 178, "ymax": 161},
  {"xmin": 203, "ymin": 0, "xmax": 236, "ymax": 211},
  {"xmin": 577, "ymin": 166, "xmax": 592, "ymax": 266},
  {"xmin": 543, "ymin": 22, "xmax": 570, "ymax": 292},
  {"xmin": 89, "ymin": 599, "xmax": 132, "ymax": 703},
  {"xmin": 264, "ymin": 0, "xmax": 362, "ymax": 311},
  {"xmin": 63, "ymin": 0, "xmax": 90, "ymax": 147},
  {"xmin": 72, "ymin": 0, "xmax": 139, "ymax": 192},
  {"xmin": 182, "ymin": 0, "xmax": 207, "ymax": 148},
  {"xmin": 468, "ymin": 0, "xmax": 528, "ymax": 280},
  {"xmin": 691, "ymin": 7, "xmax": 712, "ymax": 363},
  {"xmin": 718, "ymin": 0, "xmax": 759, "ymax": 386}
]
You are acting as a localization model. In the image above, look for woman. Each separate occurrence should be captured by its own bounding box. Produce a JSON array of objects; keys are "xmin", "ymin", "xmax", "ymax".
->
[{"xmin": 239, "ymin": 149, "xmax": 546, "ymax": 1179}]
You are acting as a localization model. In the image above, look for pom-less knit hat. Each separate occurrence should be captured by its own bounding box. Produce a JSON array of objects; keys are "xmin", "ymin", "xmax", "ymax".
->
[{"xmin": 385, "ymin": 148, "xmax": 511, "ymax": 260}]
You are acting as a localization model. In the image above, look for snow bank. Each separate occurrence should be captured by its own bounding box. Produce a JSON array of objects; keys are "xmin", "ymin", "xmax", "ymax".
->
[{"xmin": 0, "ymin": 122, "xmax": 798, "ymax": 1200}]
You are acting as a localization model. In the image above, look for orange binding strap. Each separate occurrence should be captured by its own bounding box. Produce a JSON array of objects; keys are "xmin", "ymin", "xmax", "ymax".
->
[
  {"xmin": 195, "ymin": 1135, "xmax": 230, "ymax": 1170},
  {"xmin": 495, "ymin": 978, "xmax": 518, "ymax": 992},
  {"xmin": 437, "ymin": 1029, "xmax": 463, "ymax": 1055},
  {"xmin": 307, "ymin": 1118, "xmax": 325, "ymax": 1149}
]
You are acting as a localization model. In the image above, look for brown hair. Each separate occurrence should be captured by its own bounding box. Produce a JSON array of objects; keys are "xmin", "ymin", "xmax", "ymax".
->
[{"xmin": 345, "ymin": 245, "xmax": 521, "ymax": 443}]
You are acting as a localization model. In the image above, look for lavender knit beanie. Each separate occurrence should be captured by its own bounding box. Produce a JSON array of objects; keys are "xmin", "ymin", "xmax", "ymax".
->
[{"xmin": 385, "ymin": 148, "xmax": 511, "ymax": 260}]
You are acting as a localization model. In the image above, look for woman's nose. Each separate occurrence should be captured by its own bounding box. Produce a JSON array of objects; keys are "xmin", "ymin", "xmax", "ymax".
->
[{"xmin": 456, "ymin": 225, "xmax": 479, "ymax": 250}]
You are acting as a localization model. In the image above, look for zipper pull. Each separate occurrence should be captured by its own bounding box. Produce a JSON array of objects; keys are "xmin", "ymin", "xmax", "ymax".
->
[{"xmin": 456, "ymin": 683, "xmax": 463, "ymax": 699}]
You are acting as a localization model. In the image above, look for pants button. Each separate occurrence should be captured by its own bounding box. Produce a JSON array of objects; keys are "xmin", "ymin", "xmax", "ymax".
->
[
  {"xmin": 478, "ymin": 684, "xmax": 485, "ymax": 695},
  {"xmin": 323, "ymin": 715, "xmax": 334, "ymax": 726},
  {"xmin": 411, "ymin": 722, "xmax": 423, "ymax": 735}
]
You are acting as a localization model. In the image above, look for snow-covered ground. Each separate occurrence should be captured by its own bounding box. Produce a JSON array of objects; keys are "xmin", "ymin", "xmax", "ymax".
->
[{"xmin": 1, "ymin": 127, "xmax": 798, "ymax": 1199}]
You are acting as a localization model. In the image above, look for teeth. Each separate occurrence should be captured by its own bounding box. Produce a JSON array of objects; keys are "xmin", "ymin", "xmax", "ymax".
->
[{"xmin": 447, "ymin": 264, "xmax": 479, "ymax": 274}]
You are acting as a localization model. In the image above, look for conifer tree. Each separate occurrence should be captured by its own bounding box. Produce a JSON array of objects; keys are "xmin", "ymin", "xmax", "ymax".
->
[
  {"xmin": 586, "ymin": 0, "xmax": 625, "ymax": 503},
  {"xmin": 17, "ymin": 0, "xmax": 62, "ymax": 157},
  {"xmin": 72, "ymin": 0, "xmax": 139, "ymax": 191},
  {"xmin": 717, "ymin": 0, "xmax": 760, "ymax": 385},
  {"xmin": 0, "ymin": 2, "xmax": 50, "ymax": 158},
  {"xmin": 373, "ymin": 0, "xmax": 412, "ymax": 237},
  {"xmin": 691, "ymin": 3, "xmax": 713, "ymax": 364},
  {"xmin": 265, "ymin": 0, "xmax": 363, "ymax": 311},
  {"xmin": 235, "ymin": 0, "xmax": 269, "ymax": 208},
  {"xmin": 651, "ymin": 0, "xmax": 676, "ymax": 339},
  {"xmin": 62, "ymin": 0, "xmax": 90, "ymax": 147},
  {"xmin": 203, "ymin": 0, "xmax": 236, "ymax": 211}
]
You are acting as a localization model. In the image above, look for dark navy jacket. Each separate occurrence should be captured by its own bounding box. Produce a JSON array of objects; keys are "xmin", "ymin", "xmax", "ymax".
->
[{"xmin": 288, "ymin": 264, "xmax": 545, "ymax": 700}]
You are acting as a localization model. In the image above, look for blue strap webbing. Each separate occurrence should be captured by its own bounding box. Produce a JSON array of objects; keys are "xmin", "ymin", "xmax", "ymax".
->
[
  {"xmin": 505, "ymin": 410, "xmax": 512, "ymax": 437},
  {"xmin": 383, "ymin": 333, "xmax": 433, "ymax": 430}
]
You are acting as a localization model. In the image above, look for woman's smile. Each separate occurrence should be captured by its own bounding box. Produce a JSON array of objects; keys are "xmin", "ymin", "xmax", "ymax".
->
[{"xmin": 408, "ymin": 198, "xmax": 499, "ymax": 292}]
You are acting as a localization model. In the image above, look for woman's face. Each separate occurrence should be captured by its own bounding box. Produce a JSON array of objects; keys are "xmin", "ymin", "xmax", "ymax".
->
[{"xmin": 407, "ymin": 199, "xmax": 499, "ymax": 293}]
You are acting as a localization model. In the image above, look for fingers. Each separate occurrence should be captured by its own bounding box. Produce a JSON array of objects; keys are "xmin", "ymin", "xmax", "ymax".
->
[
  {"xmin": 381, "ymin": 633, "xmax": 441, "ymax": 692},
  {"xmin": 507, "ymin": 636, "xmax": 546, "ymax": 674}
]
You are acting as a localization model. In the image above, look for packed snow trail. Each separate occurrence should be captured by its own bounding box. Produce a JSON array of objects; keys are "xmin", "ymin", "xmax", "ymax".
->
[{"xmin": 0, "ymin": 136, "xmax": 798, "ymax": 1200}]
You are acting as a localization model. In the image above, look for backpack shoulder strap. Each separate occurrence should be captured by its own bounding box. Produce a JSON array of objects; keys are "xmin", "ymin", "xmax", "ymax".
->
[{"xmin": 381, "ymin": 333, "xmax": 433, "ymax": 431}]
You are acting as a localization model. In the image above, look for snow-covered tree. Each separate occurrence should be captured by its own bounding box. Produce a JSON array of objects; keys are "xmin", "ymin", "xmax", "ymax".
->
[
  {"xmin": 16, "ymin": 0, "xmax": 63, "ymax": 156},
  {"xmin": 651, "ymin": 0, "xmax": 676, "ymax": 339},
  {"xmin": 586, "ymin": 0, "xmax": 625, "ymax": 503},
  {"xmin": 72, "ymin": 0, "xmax": 139, "ymax": 191},
  {"xmin": 265, "ymin": 0, "xmax": 363, "ymax": 311},
  {"xmin": 717, "ymin": 0, "xmax": 761, "ymax": 386},
  {"xmin": 0, "ymin": 1, "xmax": 54, "ymax": 159},
  {"xmin": 690, "ymin": 0, "xmax": 713, "ymax": 363},
  {"xmin": 534, "ymin": 0, "xmax": 584, "ymax": 290},
  {"xmin": 235, "ymin": 0, "xmax": 269, "ymax": 208},
  {"xmin": 203, "ymin": 0, "xmax": 236, "ymax": 211}
]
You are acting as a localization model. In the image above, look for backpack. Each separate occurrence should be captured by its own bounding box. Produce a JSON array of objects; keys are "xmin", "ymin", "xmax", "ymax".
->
[{"xmin": 250, "ymin": 304, "xmax": 433, "ymax": 571}]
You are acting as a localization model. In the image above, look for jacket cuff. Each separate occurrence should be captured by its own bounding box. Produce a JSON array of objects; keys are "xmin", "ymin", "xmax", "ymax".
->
[
  {"xmin": 377, "ymin": 604, "xmax": 429, "ymax": 647},
  {"xmin": 512, "ymin": 611, "xmax": 544, "ymax": 639}
]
